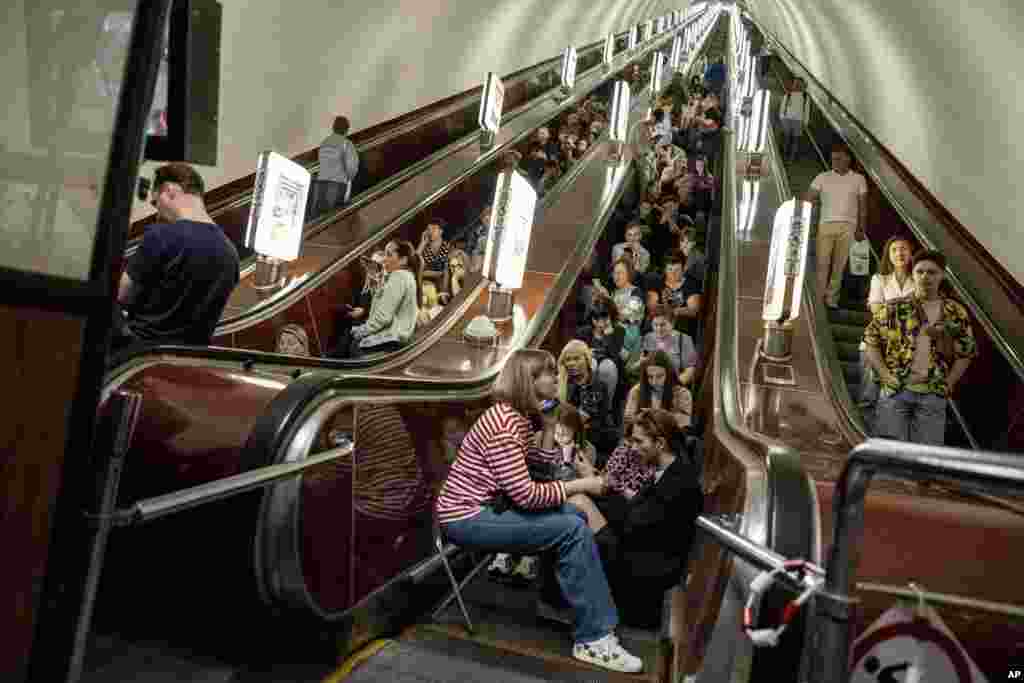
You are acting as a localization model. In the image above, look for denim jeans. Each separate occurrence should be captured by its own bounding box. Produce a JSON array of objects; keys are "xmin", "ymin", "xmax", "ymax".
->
[
  {"xmin": 874, "ymin": 389, "xmax": 947, "ymax": 445},
  {"xmin": 443, "ymin": 504, "xmax": 618, "ymax": 643}
]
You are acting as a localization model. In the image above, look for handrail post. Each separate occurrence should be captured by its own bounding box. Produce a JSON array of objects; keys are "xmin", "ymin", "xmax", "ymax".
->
[
  {"xmin": 67, "ymin": 390, "xmax": 143, "ymax": 683},
  {"xmin": 808, "ymin": 438, "xmax": 1024, "ymax": 683}
]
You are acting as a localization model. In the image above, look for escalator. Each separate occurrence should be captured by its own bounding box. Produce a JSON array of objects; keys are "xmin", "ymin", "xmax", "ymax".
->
[
  {"xmin": 757, "ymin": 23, "xmax": 1024, "ymax": 453},
  {"xmin": 85, "ymin": 19, "xmax": 725, "ymax": 679},
  {"xmin": 692, "ymin": 15, "xmax": 1024, "ymax": 683},
  {"xmin": 111, "ymin": 14, "xmax": 708, "ymax": 373},
  {"xmin": 108, "ymin": 14, "xmax": 722, "ymax": 382}
]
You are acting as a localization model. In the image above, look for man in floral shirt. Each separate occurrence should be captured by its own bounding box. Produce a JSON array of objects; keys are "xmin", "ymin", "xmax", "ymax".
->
[{"xmin": 862, "ymin": 250, "xmax": 976, "ymax": 445}]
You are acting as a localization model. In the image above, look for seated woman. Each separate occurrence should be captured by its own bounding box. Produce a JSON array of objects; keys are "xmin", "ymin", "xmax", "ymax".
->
[
  {"xmin": 439, "ymin": 248, "xmax": 468, "ymax": 305},
  {"xmin": 326, "ymin": 250, "xmax": 385, "ymax": 358},
  {"xmin": 340, "ymin": 240, "xmax": 421, "ymax": 357},
  {"xmin": 630, "ymin": 305, "xmax": 698, "ymax": 386},
  {"xmin": 569, "ymin": 408, "xmax": 703, "ymax": 628},
  {"xmin": 624, "ymin": 351, "xmax": 693, "ymax": 429},
  {"xmin": 610, "ymin": 226, "xmax": 652, "ymax": 276},
  {"xmin": 417, "ymin": 219, "xmax": 450, "ymax": 282},
  {"xmin": 688, "ymin": 156, "xmax": 716, "ymax": 216},
  {"xmin": 576, "ymin": 298, "xmax": 624, "ymax": 407},
  {"xmin": 661, "ymin": 249, "xmax": 703, "ymax": 340},
  {"xmin": 436, "ymin": 349, "xmax": 643, "ymax": 673},
  {"xmin": 417, "ymin": 281, "xmax": 443, "ymax": 327},
  {"xmin": 558, "ymin": 340, "xmax": 618, "ymax": 463}
]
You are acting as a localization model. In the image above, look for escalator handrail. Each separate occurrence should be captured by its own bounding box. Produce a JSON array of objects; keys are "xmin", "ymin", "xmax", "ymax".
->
[
  {"xmin": 746, "ymin": 13, "xmax": 1024, "ymax": 387},
  {"xmin": 212, "ymin": 24, "xmax": 693, "ymax": 338},
  {"xmin": 103, "ymin": 60, "xmax": 674, "ymax": 389},
  {"xmin": 102, "ymin": 122, "xmax": 641, "ymax": 404},
  {"xmin": 126, "ymin": 12, "xmax": 708, "ymax": 256}
]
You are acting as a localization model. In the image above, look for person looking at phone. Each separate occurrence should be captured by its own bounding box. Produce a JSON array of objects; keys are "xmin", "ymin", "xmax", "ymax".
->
[{"xmin": 611, "ymin": 224, "xmax": 651, "ymax": 275}]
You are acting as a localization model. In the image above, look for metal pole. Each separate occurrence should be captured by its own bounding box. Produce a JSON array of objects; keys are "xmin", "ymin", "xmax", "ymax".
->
[
  {"xmin": 810, "ymin": 438, "xmax": 1024, "ymax": 683},
  {"xmin": 130, "ymin": 443, "xmax": 353, "ymax": 525},
  {"xmin": 67, "ymin": 390, "xmax": 143, "ymax": 683}
]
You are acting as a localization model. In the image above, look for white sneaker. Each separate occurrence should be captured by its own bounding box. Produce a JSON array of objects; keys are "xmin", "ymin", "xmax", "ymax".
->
[
  {"xmin": 488, "ymin": 553, "xmax": 515, "ymax": 577},
  {"xmin": 573, "ymin": 633, "xmax": 643, "ymax": 673},
  {"xmin": 512, "ymin": 555, "xmax": 539, "ymax": 581}
]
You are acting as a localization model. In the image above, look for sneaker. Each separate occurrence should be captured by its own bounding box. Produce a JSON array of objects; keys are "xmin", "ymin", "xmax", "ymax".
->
[
  {"xmin": 511, "ymin": 555, "xmax": 539, "ymax": 582},
  {"xmin": 573, "ymin": 633, "xmax": 643, "ymax": 673},
  {"xmin": 487, "ymin": 553, "xmax": 515, "ymax": 578}
]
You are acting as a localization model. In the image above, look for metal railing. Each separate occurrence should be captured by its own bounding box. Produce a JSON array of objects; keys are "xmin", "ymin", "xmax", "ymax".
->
[
  {"xmin": 697, "ymin": 437, "xmax": 1024, "ymax": 683},
  {"xmin": 69, "ymin": 389, "xmax": 353, "ymax": 683},
  {"xmin": 809, "ymin": 438, "xmax": 1024, "ymax": 683}
]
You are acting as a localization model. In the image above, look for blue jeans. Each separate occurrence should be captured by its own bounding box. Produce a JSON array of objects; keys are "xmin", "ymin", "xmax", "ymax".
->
[
  {"xmin": 443, "ymin": 504, "xmax": 618, "ymax": 642},
  {"xmin": 874, "ymin": 389, "xmax": 946, "ymax": 445}
]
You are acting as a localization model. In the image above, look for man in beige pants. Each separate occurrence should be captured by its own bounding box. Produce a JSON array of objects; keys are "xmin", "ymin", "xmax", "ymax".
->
[{"xmin": 804, "ymin": 145, "xmax": 868, "ymax": 308}]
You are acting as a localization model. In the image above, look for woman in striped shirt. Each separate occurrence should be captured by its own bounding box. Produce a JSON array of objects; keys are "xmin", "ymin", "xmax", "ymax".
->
[{"xmin": 436, "ymin": 349, "xmax": 643, "ymax": 673}]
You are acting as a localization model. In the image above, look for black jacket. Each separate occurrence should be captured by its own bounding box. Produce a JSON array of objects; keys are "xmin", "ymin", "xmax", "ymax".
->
[{"xmin": 616, "ymin": 455, "xmax": 703, "ymax": 584}]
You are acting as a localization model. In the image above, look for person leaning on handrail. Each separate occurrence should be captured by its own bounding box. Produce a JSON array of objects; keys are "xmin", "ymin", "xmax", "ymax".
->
[{"xmin": 435, "ymin": 349, "xmax": 644, "ymax": 673}]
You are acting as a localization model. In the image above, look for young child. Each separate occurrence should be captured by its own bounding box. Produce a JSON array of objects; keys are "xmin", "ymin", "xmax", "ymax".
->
[{"xmin": 488, "ymin": 403, "xmax": 596, "ymax": 584}]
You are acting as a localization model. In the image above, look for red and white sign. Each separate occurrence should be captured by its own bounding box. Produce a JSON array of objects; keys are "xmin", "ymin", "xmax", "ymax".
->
[{"xmin": 850, "ymin": 604, "xmax": 988, "ymax": 683}]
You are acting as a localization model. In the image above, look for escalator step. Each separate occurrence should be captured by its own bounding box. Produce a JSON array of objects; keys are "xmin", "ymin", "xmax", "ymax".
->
[
  {"xmin": 834, "ymin": 340, "xmax": 862, "ymax": 363},
  {"xmin": 831, "ymin": 323, "xmax": 866, "ymax": 344},
  {"xmin": 827, "ymin": 308, "xmax": 872, "ymax": 327},
  {"xmin": 841, "ymin": 361, "xmax": 860, "ymax": 387}
]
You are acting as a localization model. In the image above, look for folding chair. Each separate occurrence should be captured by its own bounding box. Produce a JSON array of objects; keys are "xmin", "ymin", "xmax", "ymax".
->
[{"xmin": 430, "ymin": 514, "xmax": 493, "ymax": 633}]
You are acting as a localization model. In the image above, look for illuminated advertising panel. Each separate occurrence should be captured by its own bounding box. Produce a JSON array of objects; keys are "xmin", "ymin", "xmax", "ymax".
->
[
  {"xmin": 477, "ymin": 72, "xmax": 505, "ymax": 134},
  {"xmin": 609, "ymin": 80, "xmax": 631, "ymax": 142},
  {"xmin": 560, "ymin": 46, "xmax": 578, "ymax": 90},
  {"xmin": 763, "ymin": 198, "xmax": 812, "ymax": 322},
  {"xmin": 482, "ymin": 169, "xmax": 537, "ymax": 289},
  {"xmin": 603, "ymin": 33, "xmax": 615, "ymax": 66},
  {"xmin": 649, "ymin": 51, "xmax": 665, "ymax": 94},
  {"xmin": 672, "ymin": 35, "xmax": 684, "ymax": 69},
  {"xmin": 245, "ymin": 151, "xmax": 311, "ymax": 261}
]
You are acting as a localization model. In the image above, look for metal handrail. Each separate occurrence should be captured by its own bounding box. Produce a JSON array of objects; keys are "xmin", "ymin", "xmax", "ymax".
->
[
  {"xmin": 104, "ymin": 442, "xmax": 353, "ymax": 527},
  {"xmin": 213, "ymin": 21, "xmax": 698, "ymax": 338},
  {"xmin": 810, "ymin": 438, "xmax": 1024, "ymax": 683}
]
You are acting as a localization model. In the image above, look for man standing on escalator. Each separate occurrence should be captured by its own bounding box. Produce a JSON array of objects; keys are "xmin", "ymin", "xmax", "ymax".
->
[
  {"xmin": 113, "ymin": 163, "xmax": 239, "ymax": 353},
  {"xmin": 314, "ymin": 115, "xmax": 360, "ymax": 217}
]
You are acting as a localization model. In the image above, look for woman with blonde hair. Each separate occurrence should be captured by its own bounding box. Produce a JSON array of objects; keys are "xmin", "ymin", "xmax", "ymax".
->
[
  {"xmin": 558, "ymin": 340, "xmax": 617, "ymax": 461},
  {"xmin": 436, "ymin": 349, "xmax": 643, "ymax": 673}
]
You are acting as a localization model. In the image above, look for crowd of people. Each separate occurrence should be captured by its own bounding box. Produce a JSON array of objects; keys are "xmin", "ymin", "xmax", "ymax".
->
[{"xmin": 434, "ymin": 58, "xmax": 723, "ymax": 674}]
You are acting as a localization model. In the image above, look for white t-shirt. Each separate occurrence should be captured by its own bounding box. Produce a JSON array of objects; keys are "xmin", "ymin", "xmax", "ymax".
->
[
  {"xmin": 868, "ymin": 273, "xmax": 915, "ymax": 305},
  {"xmin": 780, "ymin": 92, "xmax": 807, "ymax": 122},
  {"xmin": 908, "ymin": 300, "xmax": 943, "ymax": 384},
  {"xmin": 811, "ymin": 170, "xmax": 867, "ymax": 224}
]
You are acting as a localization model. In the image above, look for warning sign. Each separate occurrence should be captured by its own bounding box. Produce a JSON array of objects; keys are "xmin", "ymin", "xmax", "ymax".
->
[{"xmin": 850, "ymin": 605, "xmax": 988, "ymax": 683}]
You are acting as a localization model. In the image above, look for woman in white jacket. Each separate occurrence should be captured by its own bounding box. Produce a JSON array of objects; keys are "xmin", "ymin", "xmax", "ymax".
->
[{"xmin": 347, "ymin": 239, "xmax": 422, "ymax": 356}]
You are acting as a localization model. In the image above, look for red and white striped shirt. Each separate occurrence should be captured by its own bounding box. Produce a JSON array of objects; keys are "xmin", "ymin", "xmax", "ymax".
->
[{"xmin": 436, "ymin": 402, "xmax": 566, "ymax": 525}]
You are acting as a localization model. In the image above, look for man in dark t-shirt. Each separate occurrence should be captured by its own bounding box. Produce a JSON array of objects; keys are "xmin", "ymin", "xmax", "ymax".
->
[{"xmin": 116, "ymin": 163, "xmax": 239, "ymax": 349}]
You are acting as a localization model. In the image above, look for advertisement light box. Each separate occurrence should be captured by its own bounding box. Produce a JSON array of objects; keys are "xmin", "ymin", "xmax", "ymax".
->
[
  {"xmin": 478, "ymin": 72, "xmax": 505, "ymax": 134},
  {"xmin": 244, "ymin": 150, "xmax": 311, "ymax": 261},
  {"xmin": 610, "ymin": 80, "xmax": 631, "ymax": 142},
  {"xmin": 560, "ymin": 46, "xmax": 578, "ymax": 90},
  {"xmin": 482, "ymin": 170, "xmax": 537, "ymax": 290}
]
